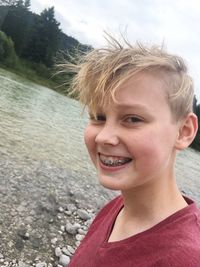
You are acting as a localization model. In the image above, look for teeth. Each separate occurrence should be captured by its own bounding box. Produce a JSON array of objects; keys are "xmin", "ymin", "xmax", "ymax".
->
[{"xmin": 99, "ymin": 155, "xmax": 131, "ymax": 167}]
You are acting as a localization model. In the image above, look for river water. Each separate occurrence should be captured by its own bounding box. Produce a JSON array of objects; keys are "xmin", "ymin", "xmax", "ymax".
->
[
  {"xmin": 0, "ymin": 67, "xmax": 200, "ymax": 262},
  {"xmin": 0, "ymin": 68, "xmax": 92, "ymax": 171}
]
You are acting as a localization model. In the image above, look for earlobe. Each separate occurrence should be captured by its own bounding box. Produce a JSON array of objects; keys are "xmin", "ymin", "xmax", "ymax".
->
[{"xmin": 175, "ymin": 113, "xmax": 198, "ymax": 151}]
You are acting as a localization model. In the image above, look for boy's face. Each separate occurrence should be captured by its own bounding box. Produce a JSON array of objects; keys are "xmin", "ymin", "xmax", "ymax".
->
[{"xmin": 84, "ymin": 72, "xmax": 181, "ymax": 192}]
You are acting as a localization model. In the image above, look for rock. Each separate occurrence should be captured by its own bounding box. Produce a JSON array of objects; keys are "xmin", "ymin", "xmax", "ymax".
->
[
  {"xmin": 31, "ymin": 237, "xmax": 41, "ymax": 249},
  {"xmin": 18, "ymin": 261, "xmax": 31, "ymax": 267},
  {"xmin": 58, "ymin": 207, "xmax": 64, "ymax": 213},
  {"xmin": 77, "ymin": 209, "xmax": 91, "ymax": 220},
  {"xmin": 55, "ymin": 247, "xmax": 62, "ymax": 257},
  {"xmin": 49, "ymin": 218, "xmax": 54, "ymax": 223},
  {"xmin": 65, "ymin": 222, "xmax": 80, "ymax": 235},
  {"xmin": 67, "ymin": 245, "xmax": 75, "ymax": 254},
  {"xmin": 50, "ymin": 237, "xmax": 57, "ymax": 245},
  {"xmin": 75, "ymin": 234, "xmax": 84, "ymax": 241},
  {"xmin": 66, "ymin": 203, "xmax": 77, "ymax": 213},
  {"xmin": 78, "ymin": 228, "xmax": 87, "ymax": 235},
  {"xmin": 15, "ymin": 237, "xmax": 24, "ymax": 251},
  {"xmin": 62, "ymin": 247, "xmax": 71, "ymax": 256},
  {"xmin": 84, "ymin": 218, "xmax": 93, "ymax": 227},
  {"xmin": 57, "ymin": 214, "xmax": 62, "ymax": 220},
  {"xmin": 64, "ymin": 210, "xmax": 72, "ymax": 216},
  {"xmin": 60, "ymin": 225, "xmax": 65, "ymax": 232},
  {"xmin": 75, "ymin": 241, "xmax": 81, "ymax": 247},
  {"xmin": 35, "ymin": 262, "xmax": 47, "ymax": 267},
  {"xmin": 0, "ymin": 253, "xmax": 3, "ymax": 259},
  {"xmin": 17, "ymin": 229, "xmax": 29, "ymax": 240},
  {"xmin": 59, "ymin": 254, "xmax": 70, "ymax": 267}
]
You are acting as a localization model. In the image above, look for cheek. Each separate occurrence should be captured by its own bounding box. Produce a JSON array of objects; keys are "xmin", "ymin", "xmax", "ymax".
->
[
  {"xmin": 129, "ymin": 130, "xmax": 166, "ymax": 157},
  {"xmin": 134, "ymin": 130, "xmax": 175, "ymax": 166}
]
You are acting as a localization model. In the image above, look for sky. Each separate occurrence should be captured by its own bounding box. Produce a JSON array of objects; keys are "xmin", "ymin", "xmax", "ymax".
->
[{"xmin": 30, "ymin": 0, "xmax": 200, "ymax": 101}]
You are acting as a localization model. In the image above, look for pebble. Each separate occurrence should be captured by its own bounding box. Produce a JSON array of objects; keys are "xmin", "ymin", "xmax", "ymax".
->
[
  {"xmin": 58, "ymin": 207, "xmax": 64, "ymax": 213},
  {"xmin": 55, "ymin": 247, "xmax": 62, "ymax": 257},
  {"xmin": 75, "ymin": 241, "xmax": 81, "ymax": 247},
  {"xmin": 67, "ymin": 245, "xmax": 75, "ymax": 254},
  {"xmin": 57, "ymin": 214, "xmax": 62, "ymax": 220},
  {"xmin": 35, "ymin": 262, "xmax": 47, "ymax": 267},
  {"xmin": 65, "ymin": 222, "xmax": 80, "ymax": 235},
  {"xmin": 64, "ymin": 210, "xmax": 72, "ymax": 216},
  {"xmin": 78, "ymin": 228, "xmax": 87, "ymax": 235},
  {"xmin": 18, "ymin": 262, "xmax": 30, "ymax": 267},
  {"xmin": 66, "ymin": 204, "xmax": 77, "ymax": 213},
  {"xmin": 77, "ymin": 209, "xmax": 91, "ymax": 221},
  {"xmin": 51, "ymin": 237, "xmax": 57, "ymax": 245},
  {"xmin": 60, "ymin": 225, "xmax": 65, "ymax": 232},
  {"xmin": 84, "ymin": 218, "xmax": 93, "ymax": 227},
  {"xmin": 75, "ymin": 234, "xmax": 84, "ymax": 241},
  {"xmin": 62, "ymin": 247, "xmax": 71, "ymax": 256},
  {"xmin": 59, "ymin": 255, "xmax": 70, "ymax": 267}
]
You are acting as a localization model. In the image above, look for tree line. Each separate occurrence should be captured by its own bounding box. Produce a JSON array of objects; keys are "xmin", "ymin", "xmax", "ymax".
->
[{"xmin": 0, "ymin": 0, "xmax": 91, "ymax": 85}]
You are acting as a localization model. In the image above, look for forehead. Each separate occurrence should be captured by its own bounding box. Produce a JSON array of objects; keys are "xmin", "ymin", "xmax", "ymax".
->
[{"xmin": 97, "ymin": 72, "xmax": 169, "ymax": 111}]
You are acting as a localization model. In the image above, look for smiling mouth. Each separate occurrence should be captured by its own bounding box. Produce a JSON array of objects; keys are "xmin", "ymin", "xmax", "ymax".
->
[{"xmin": 99, "ymin": 153, "xmax": 132, "ymax": 167}]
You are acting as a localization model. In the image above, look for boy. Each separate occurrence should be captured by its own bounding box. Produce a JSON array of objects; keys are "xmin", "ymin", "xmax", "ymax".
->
[{"xmin": 67, "ymin": 36, "xmax": 200, "ymax": 266}]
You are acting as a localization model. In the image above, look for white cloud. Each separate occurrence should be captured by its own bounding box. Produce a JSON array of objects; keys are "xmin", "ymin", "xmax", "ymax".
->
[{"xmin": 30, "ymin": 0, "xmax": 200, "ymax": 100}]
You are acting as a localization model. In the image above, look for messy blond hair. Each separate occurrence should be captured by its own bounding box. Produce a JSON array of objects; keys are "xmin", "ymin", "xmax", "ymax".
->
[{"xmin": 63, "ymin": 35, "xmax": 194, "ymax": 121}]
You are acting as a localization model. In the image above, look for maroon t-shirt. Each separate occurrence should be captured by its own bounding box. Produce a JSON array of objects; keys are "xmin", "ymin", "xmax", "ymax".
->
[{"xmin": 69, "ymin": 196, "xmax": 200, "ymax": 267}]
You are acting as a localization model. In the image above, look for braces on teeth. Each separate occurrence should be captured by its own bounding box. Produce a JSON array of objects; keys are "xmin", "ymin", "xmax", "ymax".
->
[{"xmin": 102, "ymin": 159, "xmax": 125, "ymax": 166}]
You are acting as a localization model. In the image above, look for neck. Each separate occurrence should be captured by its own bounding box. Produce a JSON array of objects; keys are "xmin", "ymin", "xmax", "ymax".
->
[
  {"xmin": 120, "ymin": 177, "xmax": 187, "ymax": 227},
  {"xmin": 108, "ymin": 175, "xmax": 188, "ymax": 242}
]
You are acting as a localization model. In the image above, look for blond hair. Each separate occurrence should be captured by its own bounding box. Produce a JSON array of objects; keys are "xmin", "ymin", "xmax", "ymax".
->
[{"xmin": 63, "ymin": 35, "xmax": 194, "ymax": 121}]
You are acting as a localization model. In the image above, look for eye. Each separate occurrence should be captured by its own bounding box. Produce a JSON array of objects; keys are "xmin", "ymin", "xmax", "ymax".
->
[
  {"xmin": 89, "ymin": 114, "xmax": 106, "ymax": 122},
  {"xmin": 124, "ymin": 116, "xmax": 143, "ymax": 124}
]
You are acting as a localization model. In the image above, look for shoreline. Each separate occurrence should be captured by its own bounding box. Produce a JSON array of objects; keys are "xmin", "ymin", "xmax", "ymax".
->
[{"xmin": 0, "ymin": 147, "xmax": 200, "ymax": 266}]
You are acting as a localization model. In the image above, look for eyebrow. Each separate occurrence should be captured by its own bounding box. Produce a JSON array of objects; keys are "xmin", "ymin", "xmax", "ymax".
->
[{"xmin": 114, "ymin": 103, "xmax": 151, "ymax": 112}]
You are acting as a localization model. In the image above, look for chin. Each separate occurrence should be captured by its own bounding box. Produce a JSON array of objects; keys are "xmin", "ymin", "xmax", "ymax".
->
[{"xmin": 98, "ymin": 174, "xmax": 125, "ymax": 191}]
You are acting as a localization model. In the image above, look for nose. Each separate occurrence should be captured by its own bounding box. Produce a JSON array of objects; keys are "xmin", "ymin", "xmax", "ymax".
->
[{"xmin": 95, "ymin": 124, "xmax": 119, "ymax": 146}]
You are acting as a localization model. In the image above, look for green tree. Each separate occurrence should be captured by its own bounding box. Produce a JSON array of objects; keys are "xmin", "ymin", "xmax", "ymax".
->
[
  {"xmin": 1, "ymin": 3, "xmax": 33, "ymax": 55},
  {"xmin": 23, "ymin": 7, "xmax": 60, "ymax": 67},
  {"xmin": 0, "ymin": 30, "xmax": 17, "ymax": 66}
]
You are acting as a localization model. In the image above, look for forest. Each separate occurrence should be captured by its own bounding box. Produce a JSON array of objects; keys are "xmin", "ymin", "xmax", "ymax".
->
[
  {"xmin": 0, "ymin": 0, "xmax": 91, "ymax": 91},
  {"xmin": 0, "ymin": 0, "xmax": 200, "ymax": 151}
]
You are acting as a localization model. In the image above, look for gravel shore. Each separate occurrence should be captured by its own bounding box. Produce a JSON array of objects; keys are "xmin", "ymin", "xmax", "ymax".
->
[{"xmin": 0, "ymin": 148, "xmax": 199, "ymax": 267}]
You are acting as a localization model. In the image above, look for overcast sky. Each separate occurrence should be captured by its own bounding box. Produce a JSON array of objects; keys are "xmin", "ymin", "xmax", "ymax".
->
[{"xmin": 30, "ymin": 0, "xmax": 200, "ymax": 101}]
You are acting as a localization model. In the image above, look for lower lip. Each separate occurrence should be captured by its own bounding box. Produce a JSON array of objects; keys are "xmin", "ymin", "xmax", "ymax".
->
[{"xmin": 98, "ymin": 160, "xmax": 130, "ymax": 172}]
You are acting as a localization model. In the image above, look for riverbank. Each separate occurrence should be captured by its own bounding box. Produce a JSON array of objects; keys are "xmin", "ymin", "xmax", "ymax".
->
[
  {"xmin": 0, "ymin": 147, "xmax": 200, "ymax": 267},
  {"xmin": 0, "ymin": 62, "xmax": 69, "ymax": 96},
  {"xmin": 0, "ymin": 153, "xmax": 116, "ymax": 267}
]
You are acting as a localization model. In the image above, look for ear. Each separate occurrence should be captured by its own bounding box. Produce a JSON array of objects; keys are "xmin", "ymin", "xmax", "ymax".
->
[{"xmin": 175, "ymin": 113, "xmax": 198, "ymax": 151}]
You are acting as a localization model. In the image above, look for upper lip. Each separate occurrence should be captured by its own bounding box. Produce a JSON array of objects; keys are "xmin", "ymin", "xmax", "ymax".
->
[{"xmin": 98, "ymin": 152, "xmax": 132, "ymax": 159}]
